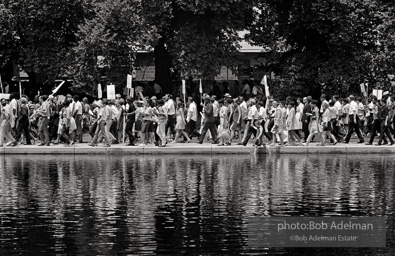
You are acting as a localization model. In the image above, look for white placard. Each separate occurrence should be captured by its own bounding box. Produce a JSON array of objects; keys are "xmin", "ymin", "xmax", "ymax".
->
[
  {"xmin": 127, "ymin": 74, "xmax": 132, "ymax": 89},
  {"xmin": 107, "ymin": 84, "xmax": 116, "ymax": 100},
  {"xmin": 373, "ymin": 89, "xmax": 378, "ymax": 98},
  {"xmin": 182, "ymin": 80, "xmax": 186, "ymax": 94},
  {"xmin": 130, "ymin": 88, "xmax": 134, "ymax": 98},
  {"xmin": 0, "ymin": 93, "xmax": 10, "ymax": 99},
  {"xmin": 199, "ymin": 79, "xmax": 203, "ymax": 94},
  {"xmin": 377, "ymin": 90, "xmax": 383, "ymax": 100},
  {"xmin": 360, "ymin": 83, "xmax": 365, "ymax": 93},
  {"xmin": 263, "ymin": 75, "xmax": 269, "ymax": 97},
  {"xmin": 98, "ymin": 83, "xmax": 102, "ymax": 98}
]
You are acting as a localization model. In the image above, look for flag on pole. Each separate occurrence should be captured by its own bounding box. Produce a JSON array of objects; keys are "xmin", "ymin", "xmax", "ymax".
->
[
  {"xmin": 261, "ymin": 75, "xmax": 269, "ymax": 97},
  {"xmin": 182, "ymin": 80, "xmax": 186, "ymax": 95},
  {"xmin": 127, "ymin": 74, "xmax": 132, "ymax": 89},
  {"xmin": 199, "ymin": 79, "xmax": 203, "ymax": 94},
  {"xmin": 52, "ymin": 81, "xmax": 65, "ymax": 95},
  {"xmin": 98, "ymin": 83, "xmax": 102, "ymax": 99}
]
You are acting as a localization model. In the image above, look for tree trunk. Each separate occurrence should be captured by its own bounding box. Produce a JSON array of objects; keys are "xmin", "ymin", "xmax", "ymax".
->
[{"xmin": 154, "ymin": 37, "xmax": 172, "ymax": 94}]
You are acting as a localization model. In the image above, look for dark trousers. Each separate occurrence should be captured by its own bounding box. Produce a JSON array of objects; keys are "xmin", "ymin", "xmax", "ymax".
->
[
  {"xmin": 302, "ymin": 121, "xmax": 310, "ymax": 142},
  {"xmin": 89, "ymin": 122, "xmax": 98, "ymax": 138},
  {"xmin": 242, "ymin": 126, "xmax": 257, "ymax": 146},
  {"xmin": 15, "ymin": 119, "xmax": 31, "ymax": 145},
  {"xmin": 198, "ymin": 121, "xmax": 217, "ymax": 143},
  {"xmin": 378, "ymin": 121, "xmax": 394, "ymax": 145},
  {"xmin": 125, "ymin": 119, "xmax": 135, "ymax": 144},
  {"xmin": 344, "ymin": 116, "xmax": 364, "ymax": 143},
  {"xmin": 369, "ymin": 119, "xmax": 381, "ymax": 144},
  {"xmin": 165, "ymin": 114, "xmax": 176, "ymax": 137},
  {"xmin": 187, "ymin": 120, "xmax": 200, "ymax": 138},
  {"xmin": 39, "ymin": 117, "xmax": 50, "ymax": 144},
  {"xmin": 330, "ymin": 118, "xmax": 341, "ymax": 141},
  {"xmin": 110, "ymin": 119, "xmax": 118, "ymax": 142}
]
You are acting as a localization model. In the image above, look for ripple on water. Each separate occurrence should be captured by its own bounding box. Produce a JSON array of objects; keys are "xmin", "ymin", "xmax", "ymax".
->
[{"xmin": 0, "ymin": 154, "xmax": 394, "ymax": 255}]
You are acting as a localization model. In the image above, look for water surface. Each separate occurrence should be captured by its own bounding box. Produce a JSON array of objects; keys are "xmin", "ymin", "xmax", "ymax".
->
[{"xmin": 0, "ymin": 154, "xmax": 394, "ymax": 255}]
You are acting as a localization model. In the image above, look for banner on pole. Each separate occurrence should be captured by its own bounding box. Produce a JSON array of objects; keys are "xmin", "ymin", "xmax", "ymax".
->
[
  {"xmin": 98, "ymin": 83, "xmax": 102, "ymax": 99},
  {"xmin": 52, "ymin": 81, "xmax": 65, "ymax": 94},
  {"xmin": 127, "ymin": 74, "xmax": 132, "ymax": 89},
  {"xmin": 182, "ymin": 80, "xmax": 186, "ymax": 95},
  {"xmin": 107, "ymin": 84, "xmax": 116, "ymax": 99},
  {"xmin": 199, "ymin": 79, "xmax": 203, "ymax": 94},
  {"xmin": 130, "ymin": 88, "xmax": 134, "ymax": 98}
]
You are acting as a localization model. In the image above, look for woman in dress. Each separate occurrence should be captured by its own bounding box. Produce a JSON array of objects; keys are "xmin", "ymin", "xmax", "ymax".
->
[
  {"xmin": 321, "ymin": 103, "xmax": 338, "ymax": 145},
  {"xmin": 217, "ymin": 99, "xmax": 229, "ymax": 146},
  {"xmin": 296, "ymin": 97, "xmax": 304, "ymax": 136},
  {"xmin": 139, "ymin": 99, "xmax": 155, "ymax": 146},
  {"xmin": 171, "ymin": 102, "xmax": 191, "ymax": 143},
  {"xmin": 64, "ymin": 100, "xmax": 77, "ymax": 145},
  {"xmin": 153, "ymin": 99, "xmax": 168, "ymax": 147},
  {"xmin": 286, "ymin": 101, "xmax": 301, "ymax": 145},
  {"xmin": 0, "ymin": 98, "xmax": 18, "ymax": 147},
  {"xmin": 270, "ymin": 101, "xmax": 285, "ymax": 146},
  {"xmin": 303, "ymin": 100, "xmax": 324, "ymax": 146}
]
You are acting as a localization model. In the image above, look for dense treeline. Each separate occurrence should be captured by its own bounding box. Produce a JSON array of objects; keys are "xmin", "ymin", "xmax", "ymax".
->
[{"xmin": 1, "ymin": 0, "xmax": 395, "ymax": 98}]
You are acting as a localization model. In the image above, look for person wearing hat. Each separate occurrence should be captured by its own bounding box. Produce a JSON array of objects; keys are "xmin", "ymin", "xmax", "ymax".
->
[{"xmin": 198, "ymin": 95, "xmax": 218, "ymax": 144}]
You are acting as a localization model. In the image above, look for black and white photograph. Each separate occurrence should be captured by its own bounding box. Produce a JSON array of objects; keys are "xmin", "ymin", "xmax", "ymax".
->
[{"xmin": 0, "ymin": 0, "xmax": 394, "ymax": 255}]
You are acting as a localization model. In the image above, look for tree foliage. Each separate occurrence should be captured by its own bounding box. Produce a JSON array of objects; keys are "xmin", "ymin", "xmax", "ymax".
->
[
  {"xmin": 0, "ymin": 0, "xmax": 89, "ymax": 83},
  {"xmin": 248, "ymin": 0, "xmax": 395, "ymax": 98},
  {"xmin": 67, "ymin": 0, "xmax": 156, "ymax": 91},
  {"xmin": 142, "ymin": 0, "xmax": 256, "ymax": 82}
]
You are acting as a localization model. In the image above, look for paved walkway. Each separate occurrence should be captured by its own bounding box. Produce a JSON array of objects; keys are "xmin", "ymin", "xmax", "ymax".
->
[{"xmin": 1, "ymin": 142, "xmax": 394, "ymax": 155}]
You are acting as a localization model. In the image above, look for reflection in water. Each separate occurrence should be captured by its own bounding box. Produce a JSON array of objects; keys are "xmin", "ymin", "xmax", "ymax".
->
[{"xmin": 0, "ymin": 154, "xmax": 394, "ymax": 255}]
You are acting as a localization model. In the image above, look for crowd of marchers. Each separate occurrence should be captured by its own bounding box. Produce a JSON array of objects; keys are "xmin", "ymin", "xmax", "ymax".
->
[{"xmin": 0, "ymin": 90, "xmax": 394, "ymax": 147}]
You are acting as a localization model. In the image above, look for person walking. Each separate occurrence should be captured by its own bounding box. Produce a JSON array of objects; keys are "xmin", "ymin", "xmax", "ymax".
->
[
  {"xmin": 153, "ymin": 99, "xmax": 168, "ymax": 147},
  {"xmin": 198, "ymin": 96, "xmax": 218, "ymax": 144},
  {"xmin": 0, "ymin": 98, "xmax": 18, "ymax": 147},
  {"xmin": 14, "ymin": 98, "xmax": 32, "ymax": 145},
  {"xmin": 89, "ymin": 100, "xmax": 111, "ymax": 147},
  {"xmin": 301, "ymin": 96, "xmax": 312, "ymax": 142},
  {"xmin": 124, "ymin": 97, "xmax": 137, "ymax": 146},
  {"xmin": 343, "ymin": 95, "xmax": 364, "ymax": 144},
  {"xmin": 36, "ymin": 95, "xmax": 51, "ymax": 146},
  {"xmin": 171, "ymin": 102, "xmax": 191, "ymax": 143}
]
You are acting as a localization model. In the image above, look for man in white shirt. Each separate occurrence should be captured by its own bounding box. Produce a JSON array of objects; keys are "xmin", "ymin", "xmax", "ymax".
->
[
  {"xmin": 242, "ymin": 99, "xmax": 258, "ymax": 146},
  {"xmin": 164, "ymin": 94, "xmax": 176, "ymax": 140},
  {"xmin": 344, "ymin": 95, "xmax": 364, "ymax": 144},
  {"xmin": 238, "ymin": 96, "xmax": 249, "ymax": 144},
  {"xmin": 72, "ymin": 95, "xmax": 84, "ymax": 143},
  {"xmin": 186, "ymin": 97, "xmax": 199, "ymax": 138}
]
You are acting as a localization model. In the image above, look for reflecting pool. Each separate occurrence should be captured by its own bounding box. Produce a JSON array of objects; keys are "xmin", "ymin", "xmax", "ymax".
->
[{"xmin": 0, "ymin": 154, "xmax": 394, "ymax": 255}]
